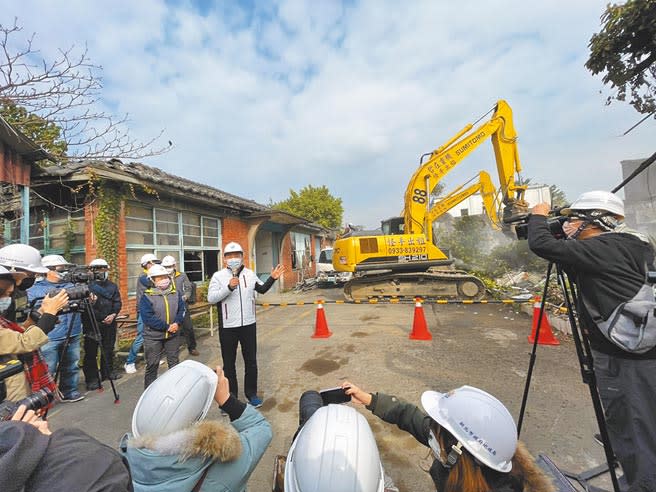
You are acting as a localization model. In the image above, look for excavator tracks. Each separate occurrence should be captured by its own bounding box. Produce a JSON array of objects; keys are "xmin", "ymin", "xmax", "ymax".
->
[{"xmin": 343, "ymin": 269, "xmax": 486, "ymax": 302}]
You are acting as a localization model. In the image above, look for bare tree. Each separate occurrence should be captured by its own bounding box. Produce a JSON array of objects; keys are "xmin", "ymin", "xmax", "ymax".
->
[{"xmin": 0, "ymin": 18, "xmax": 170, "ymax": 161}]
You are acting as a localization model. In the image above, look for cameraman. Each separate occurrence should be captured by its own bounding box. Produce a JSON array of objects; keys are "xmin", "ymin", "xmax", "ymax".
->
[
  {"xmin": 1, "ymin": 265, "xmax": 68, "ymax": 401},
  {"xmin": 27, "ymin": 255, "xmax": 85, "ymax": 403},
  {"xmin": 528, "ymin": 191, "xmax": 656, "ymax": 490},
  {"xmin": 82, "ymin": 259, "xmax": 123, "ymax": 391}
]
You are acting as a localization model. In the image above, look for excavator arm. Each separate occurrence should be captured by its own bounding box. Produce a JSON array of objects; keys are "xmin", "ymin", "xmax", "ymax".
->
[
  {"xmin": 403, "ymin": 100, "xmax": 527, "ymax": 237},
  {"xmin": 425, "ymin": 171, "xmax": 501, "ymax": 238}
]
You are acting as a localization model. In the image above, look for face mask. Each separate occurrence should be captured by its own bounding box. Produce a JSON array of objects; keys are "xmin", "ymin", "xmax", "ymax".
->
[
  {"xmin": 563, "ymin": 220, "xmax": 585, "ymax": 239},
  {"xmin": 155, "ymin": 278, "xmax": 171, "ymax": 290},
  {"xmin": 98, "ymin": 272, "xmax": 109, "ymax": 282},
  {"xmin": 226, "ymin": 258, "xmax": 242, "ymax": 271},
  {"xmin": 165, "ymin": 267, "xmax": 175, "ymax": 275},
  {"xmin": 427, "ymin": 429, "xmax": 444, "ymax": 464},
  {"xmin": 54, "ymin": 269, "xmax": 68, "ymax": 282},
  {"xmin": 0, "ymin": 297, "xmax": 12, "ymax": 314},
  {"xmin": 18, "ymin": 276, "xmax": 35, "ymax": 290}
]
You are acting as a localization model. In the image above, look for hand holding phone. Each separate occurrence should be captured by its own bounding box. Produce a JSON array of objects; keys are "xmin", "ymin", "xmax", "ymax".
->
[{"xmin": 320, "ymin": 386, "xmax": 351, "ymax": 405}]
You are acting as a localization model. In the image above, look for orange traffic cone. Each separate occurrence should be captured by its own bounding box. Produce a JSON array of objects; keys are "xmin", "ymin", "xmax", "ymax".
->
[
  {"xmin": 312, "ymin": 302, "xmax": 332, "ymax": 338},
  {"xmin": 528, "ymin": 296, "xmax": 560, "ymax": 345},
  {"xmin": 409, "ymin": 298, "xmax": 432, "ymax": 340}
]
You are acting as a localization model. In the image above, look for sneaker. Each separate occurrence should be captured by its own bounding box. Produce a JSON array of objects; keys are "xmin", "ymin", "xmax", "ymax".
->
[
  {"xmin": 189, "ymin": 349, "xmax": 200, "ymax": 356},
  {"xmin": 61, "ymin": 391, "xmax": 85, "ymax": 403},
  {"xmin": 248, "ymin": 396, "xmax": 263, "ymax": 408},
  {"xmin": 124, "ymin": 363, "xmax": 137, "ymax": 374}
]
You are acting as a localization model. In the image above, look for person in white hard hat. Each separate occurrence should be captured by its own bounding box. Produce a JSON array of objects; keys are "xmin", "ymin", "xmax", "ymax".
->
[
  {"xmin": 342, "ymin": 381, "xmax": 554, "ymax": 492},
  {"xmin": 139, "ymin": 263, "xmax": 185, "ymax": 388},
  {"xmin": 81, "ymin": 259, "xmax": 123, "ymax": 391},
  {"xmin": 161, "ymin": 255, "xmax": 199, "ymax": 356},
  {"xmin": 27, "ymin": 255, "xmax": 86, "ymax": 403},
  {"xmin": 0, "ymin": 265, "xmax": 68, "ymax": 401},
  {"xmin": 124, "ymin": 253, "xmax": 161, "ymax": 374},
  {"xmin": 207, "ymin": 241, "xmax": 285, "ymax": 408},
  {"xmin": 120, "ymin": 361, "xmax": 272, "ymax": 492},
  {"xmin": 529, "ymin": 191, "xmax": 656, "ymax": 489},
  {"xmin": 0, "ymin": 244, "xmax": 50, "ymax": 323}
]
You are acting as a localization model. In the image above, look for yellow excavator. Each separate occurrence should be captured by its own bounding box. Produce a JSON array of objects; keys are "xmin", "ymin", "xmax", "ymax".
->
[{"xmin": 333, "ymin": 100, "xmax": 529, "ymax": 301}]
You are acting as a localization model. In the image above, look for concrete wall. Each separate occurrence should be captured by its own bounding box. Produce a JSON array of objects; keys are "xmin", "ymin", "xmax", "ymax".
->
[{"xmin": 621, "ymin": 158, "xmax": 656, "ymax": 237}]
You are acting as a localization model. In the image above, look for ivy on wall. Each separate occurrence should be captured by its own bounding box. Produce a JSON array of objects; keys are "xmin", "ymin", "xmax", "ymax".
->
[{"xmin": 93, "ymin": 183, "xmax": 123, "ymax": 282}]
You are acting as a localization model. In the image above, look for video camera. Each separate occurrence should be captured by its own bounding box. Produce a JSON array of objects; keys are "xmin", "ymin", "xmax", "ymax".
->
[
  {"xmin": 504, "ymin": 209, "xmax": 568, "ymax": 241},
  {"xmin": 0, "ymin": 359, "xmax": 55, "ymax": 421},
  {"xmin": 59, "ymin": 265, "xmax": 105, "ymax": 284}
]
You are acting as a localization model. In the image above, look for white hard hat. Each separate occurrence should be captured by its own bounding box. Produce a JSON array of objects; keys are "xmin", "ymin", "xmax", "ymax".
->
[
  {"xmin": 421, "ymin": 386, "xmax": 517, "ymax": 473},
  {"xmin": 132, "ymin": 360, "xmax": 218, "ymax": 438},
  {"xmin": 285, "ymin": 404, "xmax": 385, "ymax": 492},
  {"xmin": 0, "ymin": 244, "xmax": 49, "ymax": 274},
  {"xmin": 147, "ymin": 264, "xmax": 169, "ymax": 278},
  {"xmin": 161, "ymin": 255, "xmax": 177, "ymax": 267},
  {"xmin": 140, "ymin": 253, "xmax": 159, "ymax": 266},
  {"xmin": 561, "ymin": 191, "xmax": 624, "ymax": 218},
  {"xmin": 89, "ymin": 258, "xmax": 109, "ymax": 269},
  {"xmin": 224, "ymin": 242, "xmax": 243, "ymax": 255},
  {"xmin": 0, "ymin": 264, "xmax": 27, "ymax": 284},
  {"xmin": 41, "ymin": 254, "xmax": 72, "ymax": 268}
]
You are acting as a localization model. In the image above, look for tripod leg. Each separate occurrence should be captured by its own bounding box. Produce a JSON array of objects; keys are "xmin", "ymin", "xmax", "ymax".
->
[{"xmin": 83, "ymin": 300, "xmax": 120, "ymax": 403}]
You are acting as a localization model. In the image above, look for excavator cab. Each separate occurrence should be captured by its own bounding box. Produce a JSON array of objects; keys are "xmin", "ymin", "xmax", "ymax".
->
[{"xmin": 381, "ymin": 217, "xmax": 405, "ymax": 235}]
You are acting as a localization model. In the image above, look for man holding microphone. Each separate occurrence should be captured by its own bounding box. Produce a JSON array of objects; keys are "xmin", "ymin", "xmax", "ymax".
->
[{"xmin": 207, "ymin": 242, "xmax": 284, "ymax": 408}]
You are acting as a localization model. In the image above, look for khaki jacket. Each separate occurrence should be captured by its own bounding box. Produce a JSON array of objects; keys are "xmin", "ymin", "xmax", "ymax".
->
[{"xmin": 0, "ymin": 325, "xmax": 48, "ymax": 401}]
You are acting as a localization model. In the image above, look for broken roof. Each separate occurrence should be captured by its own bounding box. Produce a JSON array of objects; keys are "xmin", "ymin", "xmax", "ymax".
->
[
  {"xmin": 0, "ymin": 114, "xmax": 50, "ymax": 161},
  {"xmin": 34, "ymin": 159, "xmax": 268, "ymax": 213}
]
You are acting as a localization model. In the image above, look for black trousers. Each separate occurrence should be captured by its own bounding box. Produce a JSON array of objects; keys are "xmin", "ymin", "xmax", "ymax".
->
[
  {"xmin": 82, "ymin": 321, "xmax": 117, "ymax": 383},
  {"xmin": 219, "ymin": 323, "xmax": 258, "ymax": 399},
  {"xmin": 593, "ymin": 350, "xmax": 656, "ymax": 488},
  {"xmin": 143, "ymin": 335, "xmax": 181, "ymax": 388},
  {"xmin": 180, "ymin": 309, "xmax": 197, "ymax": 350}
]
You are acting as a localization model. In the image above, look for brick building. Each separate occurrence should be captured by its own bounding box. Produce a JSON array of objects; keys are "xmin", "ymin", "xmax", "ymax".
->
[{"xmin": 3, "ymin": 159, "xmax": 328, "ymax": 316}]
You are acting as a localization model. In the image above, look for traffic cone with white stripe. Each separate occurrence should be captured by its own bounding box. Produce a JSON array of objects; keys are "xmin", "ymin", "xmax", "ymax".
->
[
  {"xmin": 312, "ymin": 302, "xmax": 332, "ymax": 338},
  {"xmin": 409, "ymin": 298, "xmax": 432, "ymax": 340},
  {"xmin": 528, "ymin": 296, "xmax": 559, "ymax": 345}
]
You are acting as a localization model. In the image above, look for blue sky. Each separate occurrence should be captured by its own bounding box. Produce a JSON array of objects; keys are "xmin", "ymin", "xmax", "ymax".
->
[{"xmin": 4, "ymin": 0, "xmax": 654, "ymax": 228}]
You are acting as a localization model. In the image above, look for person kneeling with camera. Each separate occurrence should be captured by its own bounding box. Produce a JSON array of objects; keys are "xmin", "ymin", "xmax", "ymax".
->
[
  {"xmin": 121, "ymin": 360, "xmax": 272, "ymax": 492},
  {"xmin": 27, "ymin": 255, "xmax": 85, "ymax": 403},
  {"xmin": 1, "ymin": 265, "xmax": 68, "ymax": 402},
  {"xmin": 343, "ymin": 382, "xmax": 554, "ymax": 492}
]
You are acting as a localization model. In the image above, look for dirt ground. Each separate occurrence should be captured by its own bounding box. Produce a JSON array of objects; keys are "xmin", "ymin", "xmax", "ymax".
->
[{"xmin": 47, "ymin": 287, "xmax": 612, "ymax": 491}]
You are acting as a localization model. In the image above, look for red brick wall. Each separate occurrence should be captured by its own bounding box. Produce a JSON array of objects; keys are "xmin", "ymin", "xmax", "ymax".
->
[
  {"xmin": 280, "ymin": 231, "xmax": 295, "ymax": 287},
  {"xmin": 222, "ymin": 217, "xmax": 251, "ymax": 267},
  {"xmin": 0, "ymin": 142, "xmax": 30, "ymax": 186}
]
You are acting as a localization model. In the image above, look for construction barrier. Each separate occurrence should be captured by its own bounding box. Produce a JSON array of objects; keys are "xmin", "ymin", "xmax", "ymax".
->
[{"xmin": 257, "ymin": 298, "xmax": 536, "ymax": 307}]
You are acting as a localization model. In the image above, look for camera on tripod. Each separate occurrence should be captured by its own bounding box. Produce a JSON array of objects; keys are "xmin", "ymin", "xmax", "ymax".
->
[
  {"xmin": 41, "ymin": 265, "xmax": 102, "ymax": 313},
  {"xmin": 504, "ymin": 211, "xmax": 568, "ymax": 241},
  {"xmin": 0, "ymin": 359, "xmax": 55, "ymax": 421}
]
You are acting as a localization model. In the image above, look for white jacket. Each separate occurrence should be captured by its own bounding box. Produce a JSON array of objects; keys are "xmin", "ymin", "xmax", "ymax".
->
[{"xmin": 207, "ymin": 267, "xmax": 263, "ymax": 328}]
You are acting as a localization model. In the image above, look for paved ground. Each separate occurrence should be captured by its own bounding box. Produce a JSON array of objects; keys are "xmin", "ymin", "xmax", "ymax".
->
[{"xmin": 46, "ymin": 287, "xmax": 614, "ymax": 491}]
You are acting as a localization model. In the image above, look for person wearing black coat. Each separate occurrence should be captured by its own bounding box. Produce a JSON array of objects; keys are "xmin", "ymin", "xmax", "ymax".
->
[{"xmin": 82, "ymin": 259, "xmax": 123, "ymax": 390}]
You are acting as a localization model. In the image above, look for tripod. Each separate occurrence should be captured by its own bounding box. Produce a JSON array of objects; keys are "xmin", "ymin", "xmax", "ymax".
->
[
  {"xmin": 51, "ymin": 298, "xmax": 120, "ymax": 405},
  {"xmin": 517, "ymin": 261, "xmax": 621, "ymax": 492}
]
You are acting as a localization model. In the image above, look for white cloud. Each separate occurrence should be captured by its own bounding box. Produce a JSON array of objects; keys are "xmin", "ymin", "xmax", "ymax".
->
[{"xmin": 3, "ymin": 0, "xmax": 654, "ymax": 228}]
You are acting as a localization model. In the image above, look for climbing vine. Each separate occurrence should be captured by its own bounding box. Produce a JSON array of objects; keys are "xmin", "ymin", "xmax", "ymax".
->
[
  {"xmin": 93, "ymin": 182, "xmax": 123, "ymax": 282},
  {"xmin": 62, "ymin": 217, "xmax": 76, "ymax": 261}
]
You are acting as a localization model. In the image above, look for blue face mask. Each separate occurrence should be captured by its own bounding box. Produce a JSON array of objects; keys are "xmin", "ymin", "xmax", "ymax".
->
[
  {"xmin": 0, "ymin": 297, "xmax": 12, "ymax": 314},
  {"xmin": 226, "ymin": 258, "xmax": 242, "ymax": 271}
]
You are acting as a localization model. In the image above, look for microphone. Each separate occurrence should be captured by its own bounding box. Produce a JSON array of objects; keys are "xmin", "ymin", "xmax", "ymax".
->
[{"xmin": 231, "ymin": 267, "xmax": 239, "ymax": 278}]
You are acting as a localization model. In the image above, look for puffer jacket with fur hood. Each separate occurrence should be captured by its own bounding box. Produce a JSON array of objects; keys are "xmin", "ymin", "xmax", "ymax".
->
[{"xmin": 121, "ymin": 405, "xmax": 272, "ymax": 492}]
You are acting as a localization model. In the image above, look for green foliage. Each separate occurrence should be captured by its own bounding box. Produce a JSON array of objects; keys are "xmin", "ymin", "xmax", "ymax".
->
[
  {"xmin": 586, "ymin": 0, "xmax": 656, "ymax": 115},
  {"xmin": 91, "ymin": 180, "xmax": 123, "ymax": 283},
  {"xmin": 272, "ymin": 185, "xmax": 343, "ymax": 229},
  {"xmin": 549, "ymin": 184, "xmax": 568, "ymax": 208},
  {"xmin": 0, "ymin": 101, "xmax": 68, "ymax": 157}
]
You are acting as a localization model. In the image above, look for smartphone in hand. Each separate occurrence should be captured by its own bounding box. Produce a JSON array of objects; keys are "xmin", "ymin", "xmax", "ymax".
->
[{"xmin": 320, "ymin": 386, "xmax": 351, "ymax": 405}]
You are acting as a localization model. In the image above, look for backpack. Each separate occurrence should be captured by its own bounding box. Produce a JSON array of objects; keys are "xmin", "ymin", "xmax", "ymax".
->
[{"xmin": 581, "ymin": 275, "xmax": 656, "ymax": 354}]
